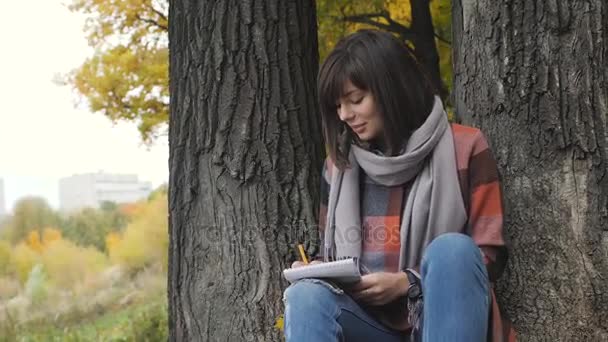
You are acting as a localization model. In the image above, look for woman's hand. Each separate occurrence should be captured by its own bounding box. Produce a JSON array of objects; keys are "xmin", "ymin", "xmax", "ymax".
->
[
  {"xmin": 290, "ymin": 260, "xmax": 324, "ymax": 268},
  {"xmin": 348, "ymin": 272, "xmax": 409, "ymax": 306}
]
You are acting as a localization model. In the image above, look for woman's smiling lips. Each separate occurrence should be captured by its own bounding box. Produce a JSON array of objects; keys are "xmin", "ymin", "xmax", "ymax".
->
[{"xmin": 351, "ymin": 123, "xmax": 366, "ymax": 133}]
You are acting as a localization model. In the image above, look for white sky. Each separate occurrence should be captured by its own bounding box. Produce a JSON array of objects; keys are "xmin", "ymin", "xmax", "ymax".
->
[{"xmin": 0, "ymin": 1, "xmax": 169, "ymax": 212}]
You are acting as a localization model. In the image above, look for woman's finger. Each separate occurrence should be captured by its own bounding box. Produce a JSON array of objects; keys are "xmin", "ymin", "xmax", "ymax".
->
[{"xmin": 291, "ymin": 261, "xmax": 306, "ymax": 268}]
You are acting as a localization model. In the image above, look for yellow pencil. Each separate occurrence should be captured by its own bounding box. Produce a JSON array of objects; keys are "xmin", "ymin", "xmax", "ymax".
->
[{"xmin": 297, "ymin": 244, "xmax": 309, "ymax": 264}]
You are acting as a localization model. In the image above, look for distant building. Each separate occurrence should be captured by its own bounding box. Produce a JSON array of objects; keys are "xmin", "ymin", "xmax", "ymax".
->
[
  {"xmin": 0, "ymin": 178, "xmax": 5, "ymax": 218},
  {"xmin": 59, "ymin": 172, "xmax": 153, "ymax": 212}
]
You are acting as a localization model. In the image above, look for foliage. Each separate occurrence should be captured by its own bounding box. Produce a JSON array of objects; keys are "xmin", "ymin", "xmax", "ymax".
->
[
  {"xmin": 316, "ymin": 0, "xmax": 453, "ymax": 93},
  {"xmin": 0, "ymin": 193, "xmax": 169, "ymax": 341},
  {"xmin": 105, "ymin": 231, "xmax": 121, "ymax": 255},
  {"xmin": 66, "ymin": 0, "xmax": 453, "ymax": 143},
  {"xmin": 41, "ymin": 227, "xmax": 62, "ymax": 245},
  {"xmin": 3, "ymin": 197, "xmax": 59, "ymax": 244},
  {"xmin": 275, "ymin": 314, "xmax": 284, "ymax": 332},
  {"xmin": 66, "ymin": 0, "xmax": 169, "ymax": 143},
  {"xmin": 40, "ymin": 238, "xmax": 109, "ymax": 290},
  {"xmin": 11, "ymin": 243, "xmax": 39, "ymax": 284},
  {"xmin": 0, "ymin": 309, "xmax": 17, "ymax": 342},
  {"xmin": 23, "ymin": 228, "xmax": 63, "ymax": 259},
  {"xmin": 0, "ymin": 276, "xmax": 19, "ymax": 301},
  {"xmin": 108, "ymin": 194, "xmax": 168, "ymax": 272},
  {"xmin": 316, "ymin": 0, "xmax": 385, "ymax": 60},
  {"xmin": 0, "ymin": 240, "xmax": 11, "ymax": 276},
  {"xmin": 60, "ymin": 204, "xmax": 128, "ymax": 252},
  {"xmin": 127, "ymin": 301, "xmax": 168, "ymax": 342},
  {"xmin": 2, "ymin": 299, "xmax": 168, "ymax": 342},
  {"xmin": 428, "ymin": 0, "xmax": 452, "ymax": 93},
  {"xmin": 24, "ymin": 264, "xmax": 47, "ymax": 304},
  {"xmin": 147, "ymin": 183, "xmax": 168, "ymax": 201},
  {"xmin": 26, "ymin": 230, "xmax": 44, "ymax": 253}
]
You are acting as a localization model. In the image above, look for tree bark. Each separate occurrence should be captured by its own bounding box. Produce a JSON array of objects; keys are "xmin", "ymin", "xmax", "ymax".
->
[
  {"xmin": 453, "ymin": 0, "xmax": 608, "ymax": 340},
  {"xmin": 168, "ymin": 1, "xmax": 322, "ymax": 341}
]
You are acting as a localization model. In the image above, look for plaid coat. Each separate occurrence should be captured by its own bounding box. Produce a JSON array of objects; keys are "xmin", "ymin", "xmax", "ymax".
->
[{"xmin": 316, "ymin": 124, "xmax": 516, "ymax": 342}]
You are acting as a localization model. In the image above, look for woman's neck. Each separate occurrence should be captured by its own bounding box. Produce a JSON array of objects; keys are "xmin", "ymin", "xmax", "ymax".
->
[{"xmin": 374, "ymin": 136, "xmax": 394, "ymax": 155}]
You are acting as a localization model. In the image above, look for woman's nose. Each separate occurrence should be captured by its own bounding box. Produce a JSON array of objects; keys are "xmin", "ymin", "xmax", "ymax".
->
[{"xmin": 338, "ymin": 104, "xmax": 354, "ymax": 122}]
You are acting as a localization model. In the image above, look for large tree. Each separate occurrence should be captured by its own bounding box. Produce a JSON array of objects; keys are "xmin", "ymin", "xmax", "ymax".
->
[
  {"xmin": 168, "ymin": 1, "xmax": 322, "ymax": 341},
  {"xmin": 453, "ymin": 0, "xmax": 608, "ymax": 340}
]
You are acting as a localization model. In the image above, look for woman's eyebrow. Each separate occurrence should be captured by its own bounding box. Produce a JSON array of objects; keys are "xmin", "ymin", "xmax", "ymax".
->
[{"xmin": 342, "ymin": 89, "xmax": 359, "ymax": 97}]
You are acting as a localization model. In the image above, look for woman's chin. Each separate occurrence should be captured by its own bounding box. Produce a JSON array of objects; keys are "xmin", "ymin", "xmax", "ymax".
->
[{"xmin": 355, "ymin": 132, "xmax": 370, "ymax": 141}]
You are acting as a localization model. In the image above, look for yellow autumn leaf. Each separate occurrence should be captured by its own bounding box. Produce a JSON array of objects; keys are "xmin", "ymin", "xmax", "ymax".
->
[{"xmin": 275, "ymin": 314, "xmax": 284, "ymax": 332}]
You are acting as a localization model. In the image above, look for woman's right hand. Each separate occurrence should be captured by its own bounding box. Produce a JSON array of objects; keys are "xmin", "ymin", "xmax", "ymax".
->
[{"xmin": 291, "ymin": 260, "xmax": 324, "ymax": 268}]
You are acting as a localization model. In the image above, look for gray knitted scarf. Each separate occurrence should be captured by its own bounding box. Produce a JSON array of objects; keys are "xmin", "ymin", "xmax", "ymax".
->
[{"xmin": 323, "ymin": 96, "xmax": 467, "ymax": 270}]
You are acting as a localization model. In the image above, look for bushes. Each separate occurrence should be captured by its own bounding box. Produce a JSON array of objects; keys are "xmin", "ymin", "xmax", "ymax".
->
[
  {"xmin": 3, "ymin": 230, "xmax": 109, "ymax": 290},
  {"xmin": 1, "ymin": 193, "xmax": 168, "ymax": 291},
  {"xmin": 127, "ymin": 301, "xmax": 168, "ymax": 342},
  {"xmin": 1, "ymin": 299, "xmax": 168, "ymax": 342},
  {"xmin": 108, "ymin": 194, "xmax": 168, "ymax": 273},
  {"xmin": 60, "ymin": 204, "xmax": 128, "ymax": 251},
  {"xmin": 24, "ymin": 264, "xmax": 47, "ymax": 304},
  {"xmin": 40, "ymin": 239, "xmax": 109, "ymax": 290},
  {"xmin": 11, "ymin": 243, "xmax": 38, "ymax": 284},
  {"xmin": 0, "ymin": 188, "xmax": 169, "ymax": 340},
  {"xmin": 0, "ymin": 240, "xmax": 11, "ymax": 276}
]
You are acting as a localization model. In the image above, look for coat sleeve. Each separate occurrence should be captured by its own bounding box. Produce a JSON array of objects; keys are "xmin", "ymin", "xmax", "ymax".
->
[{"xmin": 467, "ymin": 130, "xmax": 508, "ymax": 282}]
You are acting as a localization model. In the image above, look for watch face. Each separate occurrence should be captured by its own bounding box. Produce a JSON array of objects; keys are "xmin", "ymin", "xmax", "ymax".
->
[{"xmin": 408, "ymin": 285, "xmax": 421, "ymax": 299}]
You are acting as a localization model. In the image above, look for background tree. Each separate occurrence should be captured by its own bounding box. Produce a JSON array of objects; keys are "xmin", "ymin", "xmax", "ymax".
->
[
  {"xmin": 107, "ymin": 192, "xmax": 168, "ymax": 273},
  {"xmin": 453, "ymin": 0, "xmax": 608, "ymax": 340},
  {"xmin": 317, "ymin": 0, "xmax": 452, "ymax": 99},
  {"xmin": 168, "ymin": 1, "xmax": 322, "ymax": 340},
  {"xmin": 2, "ymin": 197, "xmax": 59, "ymax": 243},
  {"xmin": 59, "ymin": 203, "xmax": 128, "ymax": 251},
  {"xmin": 66, "ymin": 0, "xmax": 169, "ymax": 143}
]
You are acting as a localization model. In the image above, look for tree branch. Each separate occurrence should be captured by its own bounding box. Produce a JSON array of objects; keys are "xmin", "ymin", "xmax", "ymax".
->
[
  {"xmin": 147, "ymin": 3, "xmax": 169, "ymax": 26},
  {"xmin": 341, "ymin": 11, "xmax": 415, "ymax": 40},
  {"xmin": 135, "ymin": 14, "xmax": 168, "ymax": 31},
  {"xmin": 340, "ymin": 10, "xmax": 451, "ymax": 45},
  {"xmin": 434, "ymin": 33, "xmax": 451, "ymax": 45}
]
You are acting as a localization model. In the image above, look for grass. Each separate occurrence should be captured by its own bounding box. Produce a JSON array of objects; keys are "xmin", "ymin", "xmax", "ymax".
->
[
  {"xmin": 4, "ymin": 298, "xmax": 167, "ymax": 342},
  {"xmin": 0, "ymin": 266, "xmax": 169, "ymax": 342}
]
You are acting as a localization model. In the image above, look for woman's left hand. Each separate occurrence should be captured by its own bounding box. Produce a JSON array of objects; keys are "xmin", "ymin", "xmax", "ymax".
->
[{"xmin": 347, "ymin": 272, "xmax": 409, "ymax": 306}]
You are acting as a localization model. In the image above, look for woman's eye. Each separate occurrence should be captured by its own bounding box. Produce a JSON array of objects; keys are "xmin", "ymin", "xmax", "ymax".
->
[{"xmin": 352, "ymin": 97, "xmax": 364, "ymax": 104}]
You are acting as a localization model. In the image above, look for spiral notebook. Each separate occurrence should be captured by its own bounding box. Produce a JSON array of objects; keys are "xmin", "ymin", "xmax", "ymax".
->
[{"xmin": 283, "ymin": 258, "xmax": 369, "ymax": 284}]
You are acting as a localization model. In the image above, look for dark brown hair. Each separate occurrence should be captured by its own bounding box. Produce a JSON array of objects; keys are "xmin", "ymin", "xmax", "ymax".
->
[{"xmin": 318, "ymin": 29, "xmax": 437, "ymax": 169}]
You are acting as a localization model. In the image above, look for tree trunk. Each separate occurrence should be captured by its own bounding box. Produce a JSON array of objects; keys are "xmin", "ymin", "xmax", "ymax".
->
[
  {"xmin": 410, "ymin": 0, "xmax": 446, "ymax": 100},
  {"xmin": 168, "ymin": 1, "xmax": 322, "ymax": 341},
  {"xmin": 453, "ymin": 0, "xmax": 608, "ymax": 340}
]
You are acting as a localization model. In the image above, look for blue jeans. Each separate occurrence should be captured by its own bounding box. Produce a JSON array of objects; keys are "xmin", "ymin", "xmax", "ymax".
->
[{"xmin": 283, "ymin": 233, "xmax": 490, "ymax": 341}]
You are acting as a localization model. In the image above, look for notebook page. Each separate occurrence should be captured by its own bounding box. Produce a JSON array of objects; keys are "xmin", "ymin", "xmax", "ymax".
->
[{"xmin": 283, "ymin": 258, "xmax": 362, "ymax": 284}]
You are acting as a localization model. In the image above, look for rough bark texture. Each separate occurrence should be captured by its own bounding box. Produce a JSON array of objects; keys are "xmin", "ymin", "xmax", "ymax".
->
[
  {"xmin": 168, "ymin": 1, "xmax": 322, "ymax": 341},
  {"xmin": 453, "ymin": 0, "xmax": 608, "ymax": 340}
]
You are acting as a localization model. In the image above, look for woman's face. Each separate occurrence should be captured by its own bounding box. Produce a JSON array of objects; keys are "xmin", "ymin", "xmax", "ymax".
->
[{"xmin": 336, "ymin": 80, "xmax": 384, "ymax": 143}]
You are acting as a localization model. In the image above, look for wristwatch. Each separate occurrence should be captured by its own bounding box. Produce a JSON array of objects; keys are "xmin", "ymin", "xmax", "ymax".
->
[{"xmin": 404, "ymin": 269, "xmax": 422, "ymax": 299}]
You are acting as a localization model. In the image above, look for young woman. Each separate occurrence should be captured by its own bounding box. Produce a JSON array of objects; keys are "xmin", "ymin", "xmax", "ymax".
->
[{"xmin": 283, "ymin": 30, "xmax": 514, "ymax": 342}]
